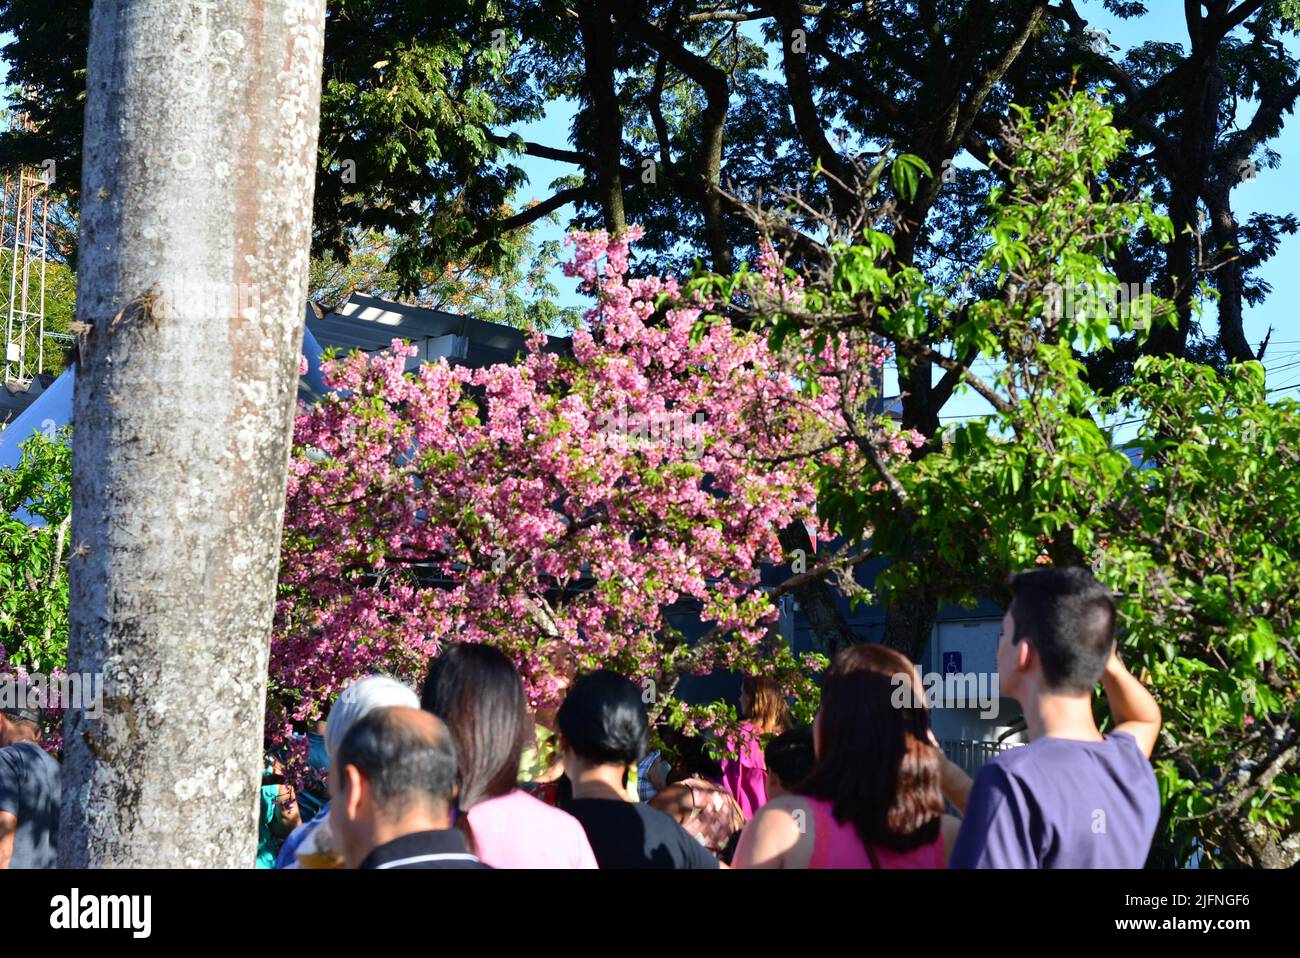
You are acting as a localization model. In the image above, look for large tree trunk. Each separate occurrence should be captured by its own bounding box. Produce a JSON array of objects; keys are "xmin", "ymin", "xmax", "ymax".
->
[
  {"xmin": 1204, "ymin": 181, "xmax": 1256, "ymax": 362},
  {"xmin": 776, "ymin": 522, "xmax": 859, "ymax": 658},
  {"xmin": 881, "ymin": 579, "xmax": 939, "ymax": 664},
  {"xmin": 60, "ymin": 0, "xmax": 326, "ymax": 868},
  {"xmin": 578, "ymin": 1, "xmax": 627, "ymax": 236}
]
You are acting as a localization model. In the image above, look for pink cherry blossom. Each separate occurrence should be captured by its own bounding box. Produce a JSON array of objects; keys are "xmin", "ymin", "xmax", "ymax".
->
[{"xmin": 270, "ymin": 229, "xmax": 908, "ymax": 758}]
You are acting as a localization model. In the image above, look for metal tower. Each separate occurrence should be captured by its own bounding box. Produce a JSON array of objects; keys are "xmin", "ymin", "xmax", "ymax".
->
[{"xmin": 1, "ymin": 162, "xmax": 51, "ymax": 387}]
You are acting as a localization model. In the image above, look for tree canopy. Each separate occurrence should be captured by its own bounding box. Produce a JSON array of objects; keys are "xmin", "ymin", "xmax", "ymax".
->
[{"xmin": 1, "ymin": 1, "xmax": 1296, "ymax": 867}]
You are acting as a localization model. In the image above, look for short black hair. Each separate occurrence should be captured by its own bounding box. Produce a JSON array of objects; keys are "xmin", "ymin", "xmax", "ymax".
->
[
  {"xmin": 1007, "ymin": 566, "xmax": 1116, "ymax": 694},
  {"xmin": 0, "ymin": 709, "xmax": 41, "ymax": 738},
  {"xmin": 556, "ymin": 670, "xmax": 648, "ymax": 766},
  {"xmin": 660, "ymin": 728, "xmax": 723, "ymax": 784},
  {"xmin": 335, "ymin": 707, "xmax": 458, "ymax": 819},
  {"xmin": 765, "ymin": 726, "xmax": 815, "ymax": 789}
]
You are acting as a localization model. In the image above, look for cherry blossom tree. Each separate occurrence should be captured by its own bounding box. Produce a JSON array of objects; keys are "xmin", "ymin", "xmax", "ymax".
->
[{"xmin": 271, "ymin": 227, "xmax": 913, "ymax": 752}]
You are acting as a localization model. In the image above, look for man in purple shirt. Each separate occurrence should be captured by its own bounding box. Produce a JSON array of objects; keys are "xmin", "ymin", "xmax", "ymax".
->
[{"xmin": 949, "ymin": 567, "xmax": 1163, "ymax": 868}]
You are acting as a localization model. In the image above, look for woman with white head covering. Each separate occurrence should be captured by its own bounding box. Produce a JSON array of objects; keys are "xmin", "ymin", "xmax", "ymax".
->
[{"xmin": 274, "ymin": 675, "xmax": 419, "ymax": 868}]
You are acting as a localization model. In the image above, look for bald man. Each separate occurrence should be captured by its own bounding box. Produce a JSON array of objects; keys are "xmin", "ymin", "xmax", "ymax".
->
[{"xmin": 329, "ymin": 706, "xmax": 489, "ymax": 869}]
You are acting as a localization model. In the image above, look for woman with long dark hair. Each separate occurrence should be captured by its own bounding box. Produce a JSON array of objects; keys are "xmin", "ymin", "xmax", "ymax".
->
[
  {"xmin": 421, "ymin": 642, "xmax": 597, "ymax": 868},
  {"xmin": 732, "ymin": 644, "xmax": 958, "ymax": 868}
]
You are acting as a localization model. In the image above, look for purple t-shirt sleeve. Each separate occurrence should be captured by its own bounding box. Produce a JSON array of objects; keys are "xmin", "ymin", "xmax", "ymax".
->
[{"xmin": 949, "ymin": 762, "xmax": 1039, "ymax": 868}]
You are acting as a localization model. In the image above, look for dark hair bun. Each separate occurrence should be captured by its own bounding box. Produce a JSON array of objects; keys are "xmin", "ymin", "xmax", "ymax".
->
[{"xmin": 557, "ymin": 670, "xmax": 648, "ymax": 765}]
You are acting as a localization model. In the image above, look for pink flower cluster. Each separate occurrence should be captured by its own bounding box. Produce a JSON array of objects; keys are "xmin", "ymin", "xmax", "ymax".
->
[{"xmin": 270, "ymin": 229, "xmax": 906, "ymax": 746}]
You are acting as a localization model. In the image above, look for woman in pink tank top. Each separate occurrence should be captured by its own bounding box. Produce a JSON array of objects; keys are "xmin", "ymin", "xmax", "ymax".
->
[
  {"xmin": 732, "ymin": 644, "xmax": 958, "ymax": 869},
  {"xmin": 805, "ymin": 796, "xmax": 946, "ymax": 868},
  {"xmin": 423, "ymin": 642, "xmax": 597, "ymax": 868}
]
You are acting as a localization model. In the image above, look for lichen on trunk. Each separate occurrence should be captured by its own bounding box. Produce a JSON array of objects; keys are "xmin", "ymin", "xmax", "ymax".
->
[{"xmin": 61, "ymin": 0, "xmax": 327, "ymax": 868}]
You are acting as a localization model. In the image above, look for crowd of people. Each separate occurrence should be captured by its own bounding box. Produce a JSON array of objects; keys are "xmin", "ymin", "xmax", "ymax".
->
[{"xmin": 0, "ymin": 566, "xmax": 1164, "ymax": 870}]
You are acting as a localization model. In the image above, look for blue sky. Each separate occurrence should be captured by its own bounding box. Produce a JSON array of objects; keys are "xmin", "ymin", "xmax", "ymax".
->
[
  {"xmin": 498, "ymin": 4, "xmax": 1300, "ymax": 437},
  {"xmin": 3, "ymin": 5, "xmax": 1296, "ymax": 433}
]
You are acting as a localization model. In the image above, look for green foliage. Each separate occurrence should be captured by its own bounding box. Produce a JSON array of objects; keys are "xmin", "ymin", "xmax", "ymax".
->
[
  {"xmin": 1099, "ymin": 358, "xmax": 1300, "ymax": 866},
  {"xmin": 814, "ymin": 92, "xmax": 1178, "ymax": 592},
  {"xmin": 738, "ymin": 90, "xmax": 1299, "ymax": 866},
  {"xmin": 0, "ymin": 250, "xmax": 76, "ymax": 379},
  {"xmin": 0, "ymin": 428, "xmax": 70, "ymax": 673},
  {"xmin": 889, "ymin": 153, "xmax": 932, "ymax": 203},
  {"xmin": 307, "ymin": 227, "xmax": 579, "ymax": 331},
  {"xmin": 905, "ymin": 100, "xmax": 1297, "ymax": 865},
  {"xmin": 1271, "ymin": 0, "xmax": 1300, "ymax": 31}
]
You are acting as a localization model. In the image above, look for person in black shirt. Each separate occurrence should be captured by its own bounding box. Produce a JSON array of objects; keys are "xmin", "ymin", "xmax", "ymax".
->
[
  {"xmin": 329, "ymin": 705, "xmax": 488, "ymax": 869},
  {"xmin": 558, "ymin": 671, "xmax": 717, "ymax": 869}
]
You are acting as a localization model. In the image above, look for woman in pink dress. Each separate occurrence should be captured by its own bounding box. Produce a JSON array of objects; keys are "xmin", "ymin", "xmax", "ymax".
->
[
  {"xmin": 721, "ymin": 675, "xmax": 790, "ymax": 819},
  {"xmin": 422, "ymin": 642, "xmax": 597, "ymax": 869},
  {"xmin": 731, "ymin": 644, "xmax": 959, "ymax": 869}
]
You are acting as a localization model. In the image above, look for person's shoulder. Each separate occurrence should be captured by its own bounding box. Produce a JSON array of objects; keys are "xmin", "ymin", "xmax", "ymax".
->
[
  {"xmin": 0, "ymin": 744, "xmax": 17, "ymax": 788},
  {"xmin": 758, "ymin": 793, "xmax": 812, "ymax": 815},
  {"xmin": 638, "ymin": 803, "xmax": 719, "ymax": 867},
  {"xmin": 562, "ymin": 796, "xmax": 641, "ymax": 833},
  {"xmin": 991, "ymin": 736, "xmax": 1102, "ymax": 775},
  {"xmin": 1102, "ymin": 731, "xmax": 1160, "ymax": 776},
  {"xmin": 985, "ymin": 734, "xmax": 1154, "ymax": 786},
  {"xmin": 983, "ymin": 743, "xmax": 1032, "ymax": 771},
  {"xmin": 1104, "ymin": 729, "xmax": 1147, "ymax": 754},
  {"xmin": 382, "ymin": 857, "xmax": 492, "ymax": 870},
  {"xmin": 477, "ymin": 787, "xmax": 546, "ymax": 813},
  {"xmin": 2, "ymin": 740, "xmax": 55, "ymax": 770},
  {"xmin": 749, "ymin": 793, "xmax": 814, "ymax": 831},
  {"xmin": 634, "ymin": 799, "xmax": 685, "ymax": 828},
  {"xmin": 968, "ymin": 747, "xmax": 1029, "ymax": 797},
  {"xmin": 635, "ymin": 799, "xmax": 711, "ymax": 840},
  {"xmin": 561, "ymin": 796, "xmax": 609, "ymax": 816},
  {"xmin": 483, "ymin": 788, "xmax": 590, "ymax": 830}
]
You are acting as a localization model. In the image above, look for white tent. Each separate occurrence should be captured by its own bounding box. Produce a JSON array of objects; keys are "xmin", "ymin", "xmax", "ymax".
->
[
  {"xmin": 1, "ymin": 312, "xmax": 328, "ymax": 525},
  {"xmin": 0, "ymin": 367, "xmax": 73, "ymax": 471}
]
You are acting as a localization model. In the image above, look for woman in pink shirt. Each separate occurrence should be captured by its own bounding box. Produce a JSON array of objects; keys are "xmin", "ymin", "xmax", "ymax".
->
[
  {"xmin": 422, "ymin": 642, "xmax": 597, "ymax": 869},
  {"xmin": 732, "ymin": 644, "xmax": 958, "ymax": 869},
  {"xmin": 721, "ymin": 675, "xmax": 790, "ymax": 819}
]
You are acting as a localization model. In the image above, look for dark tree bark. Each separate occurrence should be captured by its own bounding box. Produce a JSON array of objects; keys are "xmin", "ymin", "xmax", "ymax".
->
[
  {"xmin": 619, "ymin": 10, "xmax": 732, "ymax": 272},
  {"xmin": 777, "ymin": 522, "xmax": 859, "ymax": 658},
  {"xmin": 577, "ymin": 1, "xmax": 627, "ymax": 235}
]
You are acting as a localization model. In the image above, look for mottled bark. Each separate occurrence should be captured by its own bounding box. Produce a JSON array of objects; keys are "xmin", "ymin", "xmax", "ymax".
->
[{"xmin": 61, "ymin": 0, "xmax": 327, "ymax": 868}]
